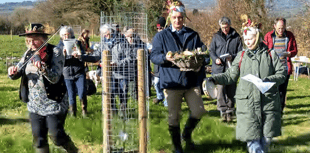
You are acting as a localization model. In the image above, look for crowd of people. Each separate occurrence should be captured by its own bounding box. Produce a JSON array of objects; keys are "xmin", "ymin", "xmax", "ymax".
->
[
  {"xmin": 7, "ymin": 0, "xmax": 298, "ymax": 152},
  {"xmin": 150, "ymin": 0, "xmax": 297, "ymax": 153}
]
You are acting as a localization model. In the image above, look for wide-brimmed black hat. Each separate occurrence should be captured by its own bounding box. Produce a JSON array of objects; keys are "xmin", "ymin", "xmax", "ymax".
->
[{"xmin": 19, "ymin": 23, "xmax": 50, "ymax": 37}]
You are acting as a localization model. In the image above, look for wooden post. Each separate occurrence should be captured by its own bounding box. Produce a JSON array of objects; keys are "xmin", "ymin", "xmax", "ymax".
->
[
  {"xmin": 137, "ymin": 49, "xmax": 147, "ymax": 153},
  {"xmin": 102, "ymin": 50, "xmax": 112, "ymax": 153},
  {"xmin": 10, "ymin": 29, "xmax": 13, "ymax": 41},
  {"xmin": 6, "ymin": 54, "xmax": 8, "ymax": 70},
  {"xmin": 92, "ymin": 29, "xmax": 94, "ymax": 39}
]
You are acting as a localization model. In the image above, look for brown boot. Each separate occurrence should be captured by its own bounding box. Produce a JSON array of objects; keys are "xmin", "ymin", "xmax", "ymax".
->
[
  {"xmin": 153, "ymin": 98, "xmax": 162, "ymax": 104},
  {"xmin": 80, "ymin": 98, "xmax": 87, "ymax": 117},
  {"xmin": 226, "ymin": 113, "xmax": 232, "ymax": 123},
  {"xmin": 69, "ymin": 104, "xmax": 77, "ymax": 117},
  {"xmin": 221, "ymin": 113, "xmax": 227, "ymax": 122}
]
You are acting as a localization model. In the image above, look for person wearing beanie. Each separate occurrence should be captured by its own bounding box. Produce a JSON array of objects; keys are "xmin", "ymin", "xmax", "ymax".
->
[
  {"xmin": 207, "ymin": 15, "xmax": 286, "ymax": 153},
  {"xmin": 150, "ymin": 1, "xmax": 207, "ymax": 152},
  {"xmin": 152, "ymin": 16, "xmax": 168, "ymax": 106},
  {"xmin": 157, "ymin": 17, "xmax": 166, "ymax": 32}
]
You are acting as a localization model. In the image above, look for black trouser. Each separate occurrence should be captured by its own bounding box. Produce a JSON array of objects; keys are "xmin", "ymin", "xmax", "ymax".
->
[
  {"xmin": 279, "ymin": 75, "xmax": 290, "ymax": 112},
  {"xmin": 216, "ymin": 83, "xmax": 236, "ymax": 114},
  {"xmin": 29, "ymin": 112, "xmax": 71, "ymax": 148}
]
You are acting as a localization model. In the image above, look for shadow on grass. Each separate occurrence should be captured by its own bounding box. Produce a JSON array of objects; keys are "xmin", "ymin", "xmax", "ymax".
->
[
  {"xmin": 204, "ymin": 101, "xmax": 217, "ymax": 106},
  {"xmin": 282, "ymin": 115, "xmax": 310, "ymax": 126},
  {"xmin": 273, "ymin": 133, "xmax": 310, "ymax": 147},
  {"xmin": 0, "ymin": 117, "xmax": 29, "ymax": 125},
  {"xmin": 206, "ymin": 109, "xmax": 221, "ymax": 118},
  {"xmin": 184, "ymin": 140, "xmax": 247, "ymax": 153},
  {"xmin": 286, "ymin": 103, "xmax": 310, "ymax": 109},
  {"xmin": 284, "ymin": 110, "xmax": 310, "ymax": 115},
  {"xmin": 287, "ymin": 95, "xmax": 310, "ymax": 101},
  {"xmin": 0, "ymin": 86, "xmax": 19, "ymax": 91},
  {"xmin": 94, "ymin": 92, "xmax": 102, "ymax": 96},
  {"xmin": 202, "ymin": 97, "xmax": 215, "ymax": 103}
]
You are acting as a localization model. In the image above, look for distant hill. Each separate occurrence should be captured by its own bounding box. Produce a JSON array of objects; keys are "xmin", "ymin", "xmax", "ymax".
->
[
  {"xmin": 0, "ymin": 1, "xmax": 34, "ymax": 15},
  {"xmin": 182, "ymin": 0, "xmax": 305, "ymax": 18}
]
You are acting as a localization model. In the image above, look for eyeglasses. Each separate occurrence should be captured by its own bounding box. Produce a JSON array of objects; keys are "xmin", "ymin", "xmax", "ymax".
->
[{"xmin": 25, "ymin": 38, "xmax": 41, "ymax": 44}]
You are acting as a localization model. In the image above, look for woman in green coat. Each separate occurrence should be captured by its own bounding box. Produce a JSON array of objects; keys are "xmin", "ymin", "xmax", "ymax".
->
[{"xmin": 208, "ymin": 18, "xmax": 286, "ymax": 153}]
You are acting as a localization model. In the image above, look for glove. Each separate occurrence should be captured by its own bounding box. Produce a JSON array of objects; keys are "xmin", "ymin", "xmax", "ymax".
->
[
  {"xmin": 206, "ymin": 77, "xmax": 216, "ymax": 83},
  {"xmin": 262, "ymin": 78, "xmax": 271, "ymax": 82}
]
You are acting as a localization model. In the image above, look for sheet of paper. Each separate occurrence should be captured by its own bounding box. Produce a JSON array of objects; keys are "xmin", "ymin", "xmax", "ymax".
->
[{"xmin": 241, "ymin": 74, "xmax": 275, "ymax": 94}]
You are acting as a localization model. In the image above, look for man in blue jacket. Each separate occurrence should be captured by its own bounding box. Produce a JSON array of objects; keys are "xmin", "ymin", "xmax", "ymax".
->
[{"xmin": 150, "ymin": 1, "xmax": 206, "ymax": 152}]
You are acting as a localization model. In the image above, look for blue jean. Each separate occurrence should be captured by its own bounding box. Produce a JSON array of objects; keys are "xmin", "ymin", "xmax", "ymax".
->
[
  {"xmin": 111, "ymin": 77, "xmax": 128, "ymax": 109},
  {"xmin": 30, "ymin": 112, "xmax": 70, "ymax": 148},
  {"xmin": 153, "ymin": 76, "xmax": 167, "ymax": 106},
  {"xmin": 64, "ymin": 74, "xmax": 86, "ymax": 106},
  {"xmin": 247, "ymin": 137, "xmax": 271, "ymax": 153}
]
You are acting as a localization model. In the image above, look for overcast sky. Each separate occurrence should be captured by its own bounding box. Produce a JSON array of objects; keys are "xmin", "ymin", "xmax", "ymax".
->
[{"xmin": 0, "ymin": 0, "xmax": 36, "ymax": 4}]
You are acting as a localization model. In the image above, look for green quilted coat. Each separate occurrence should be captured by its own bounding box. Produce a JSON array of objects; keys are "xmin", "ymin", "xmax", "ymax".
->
[{"xmin": 212, "ymin": 43, "xmax": 286, "ymax": 142}]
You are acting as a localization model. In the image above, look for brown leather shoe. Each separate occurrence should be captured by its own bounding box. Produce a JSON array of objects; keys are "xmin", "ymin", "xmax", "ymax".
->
[
  {"xmin": 226, "ymin": 113, "xmax": 232, "ymax": 123},
  {"xmin": 221, "ymin": 114, "xmax": 227, "ymax": 122},
  {"xmin": 153, "ymin": 98, "xmax": 162, "ymax": 104},
  {"xmin": 69, "ymin": 104, "xmax": 77, "ymax": 117}
]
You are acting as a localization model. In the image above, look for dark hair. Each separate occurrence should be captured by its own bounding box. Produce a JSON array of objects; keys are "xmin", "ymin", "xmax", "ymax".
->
[
  {"xmin": 80, "ymin": 29, "xmax": 90, "ymax": 38},
  {"xmin": 274, "ymin": 17, "xmax": 286, "ymax": 25},
  {"xmin": 157, "ymin": 17, "xmax": 166, "ymax": 28}
]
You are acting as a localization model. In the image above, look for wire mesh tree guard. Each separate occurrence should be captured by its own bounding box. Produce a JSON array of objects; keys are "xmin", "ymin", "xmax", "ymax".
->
[{"xmin": 100, "ymin": 12, "xmax": 149, "ymax": 153}]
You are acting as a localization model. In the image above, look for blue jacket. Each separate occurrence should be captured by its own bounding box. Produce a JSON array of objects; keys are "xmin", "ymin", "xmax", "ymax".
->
[{"xmin": 150, "ymin": 26, "xmax": 206, "ymax": 89}]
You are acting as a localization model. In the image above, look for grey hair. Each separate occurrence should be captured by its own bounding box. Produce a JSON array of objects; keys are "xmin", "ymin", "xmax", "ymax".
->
[
  {"xmin": 59, "ymin": 26, "xmax": 75, "ymax": 38},
  {"xmin": 274, "ymin": 17, "xmax": 286, "ymax": 25},
  {"xmin": 219, "ymin": 17, "xmax": 231, "ymax": 26},
  {"xmin": 100, "ymin": 24, "xmax": 114, "ymax": 35}
]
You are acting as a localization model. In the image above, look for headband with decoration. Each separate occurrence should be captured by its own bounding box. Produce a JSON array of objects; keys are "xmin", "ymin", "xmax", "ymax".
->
[
  {"xmin": 241, "ymin": 14, "xmax": 262, "ymax": 36},
  {"xmin": 165, "ymin": 0, "xmax": 191, "ymax": 27},
  {"xmin": 241, "ymin": 14, "xmax": 263, "ymax": 49}
]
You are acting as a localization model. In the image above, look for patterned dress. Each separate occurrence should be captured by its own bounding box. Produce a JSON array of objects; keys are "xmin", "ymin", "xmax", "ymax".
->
[{"xmin": 12, "ymin": 45, "xmax": 68, "ymax": 116}]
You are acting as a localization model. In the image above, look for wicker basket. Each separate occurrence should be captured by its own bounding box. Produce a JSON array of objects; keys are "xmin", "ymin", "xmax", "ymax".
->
[{"xmin": 172, "ymin": 55, "xmax": 205, "ymax": 72}]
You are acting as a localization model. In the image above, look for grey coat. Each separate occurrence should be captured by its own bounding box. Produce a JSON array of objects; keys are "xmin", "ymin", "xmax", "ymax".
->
[{"xmin": 209, "ymin": 27, "xmax": 243, "ymax": 74}]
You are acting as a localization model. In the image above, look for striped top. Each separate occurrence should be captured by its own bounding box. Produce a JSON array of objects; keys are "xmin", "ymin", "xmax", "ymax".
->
[
  {"xmin": 274, "ymin": 37, "xmax": 288, "ymax": 73},
  {"xmin": 274, "ymin": 37, "xmax": 286, "ymax": 52}
]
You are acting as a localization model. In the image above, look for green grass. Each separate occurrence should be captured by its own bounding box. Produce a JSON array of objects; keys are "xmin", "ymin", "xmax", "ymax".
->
[
  {"xmin": 0, "ymin": 35, "xmax": 101, "ymax": 60},
  {"xmin": 0, "ymin": 74, "xmax": 309, "ymax": 153},
  {"xmin": 0, "ymin": 35, "xmax": 310, "ymax": 152}
]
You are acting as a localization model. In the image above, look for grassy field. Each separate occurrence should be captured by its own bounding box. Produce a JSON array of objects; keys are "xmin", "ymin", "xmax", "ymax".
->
[{"xmin": 0, "ymin": 35, "xmax": 310, "ymax": 153}]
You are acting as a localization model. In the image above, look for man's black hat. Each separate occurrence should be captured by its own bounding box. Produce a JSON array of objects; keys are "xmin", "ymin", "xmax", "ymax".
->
[{"xmin": 19, "ymin": 23, "xmax": 50, "ymax": 37}]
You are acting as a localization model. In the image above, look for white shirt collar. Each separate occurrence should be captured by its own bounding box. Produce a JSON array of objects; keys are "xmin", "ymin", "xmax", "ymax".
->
[{"xmin": 171, "ymin": 25, "xmax": 184, "ymax": 33}]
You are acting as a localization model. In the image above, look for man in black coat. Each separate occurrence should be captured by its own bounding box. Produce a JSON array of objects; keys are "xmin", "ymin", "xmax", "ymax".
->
[{"xmin": 209, "ymin": 17, "xmax": 243, "ymax": 122}]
